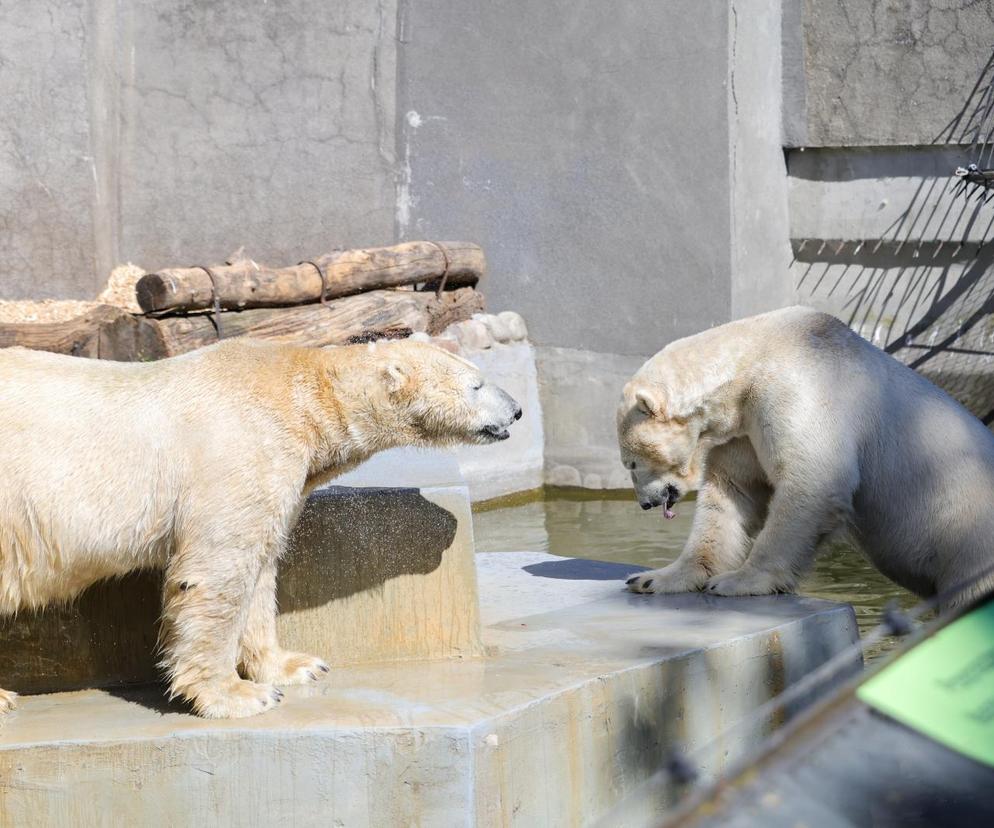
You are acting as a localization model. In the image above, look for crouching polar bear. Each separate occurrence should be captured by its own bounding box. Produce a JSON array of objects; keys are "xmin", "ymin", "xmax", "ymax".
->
[
  {"xmin": 619, "ymin": 306, "xmax": 994, "ymax": 608},
  {"xmin": 0, "ymin": 338, "xmax": 521, "ymax": 719}
]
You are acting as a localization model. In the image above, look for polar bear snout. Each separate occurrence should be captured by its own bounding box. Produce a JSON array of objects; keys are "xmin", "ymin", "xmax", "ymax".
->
[
  {"xmin": 640, "ymin": 484, "xmax": 680, "ymax": 511},
  {"xmin": 474, "ymin": 385, "xmax": 522, "ymax": 442}
]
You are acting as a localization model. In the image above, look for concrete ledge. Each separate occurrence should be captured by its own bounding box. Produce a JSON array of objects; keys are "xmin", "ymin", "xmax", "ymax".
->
[
  {"xmin": 278, "ymin": 485, "xmax": 482, "ymax": 665},
  {"xmin": 0, "ymin": 553, "xmax": 860, "ymax": 826},
  {"xmin": 0, "ymin": 484, "xmax": 479, "ymax": 694}
]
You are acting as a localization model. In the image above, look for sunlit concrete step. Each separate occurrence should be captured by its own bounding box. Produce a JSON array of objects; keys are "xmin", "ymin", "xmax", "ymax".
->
[{"xmin": 0, "ymin": 553, "xmax": 860, "ymax": 827}]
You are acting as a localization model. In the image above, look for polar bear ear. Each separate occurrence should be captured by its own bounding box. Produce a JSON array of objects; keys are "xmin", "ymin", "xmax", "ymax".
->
[
  {"xmin": 634, "ymin": 387, "xmax": 664, "ymax": 418},
  {"xmin": 382, "ymin": 362, "xmax": 410, "ymax": 394}
]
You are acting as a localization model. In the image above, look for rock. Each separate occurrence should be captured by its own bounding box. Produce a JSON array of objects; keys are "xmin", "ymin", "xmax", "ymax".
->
[
  {"xmin": 497, "ymin": 311, "xmax": 528, "ymax": 341},
  {"xmin": 475, "ymin": 313, "xmax": 513, "ymax": 343},
  {"xmin": 547, "ymin": 465, "xmax": 581, "ymax": 487},
  {"xmin": 453, "ymin": 319, "xmax": 494, "ymax": 350}
]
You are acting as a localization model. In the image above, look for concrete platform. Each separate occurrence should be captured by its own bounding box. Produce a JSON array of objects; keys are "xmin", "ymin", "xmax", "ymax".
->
[{"xmin": 0, "ymin": 553, "xmax": 860, "ymax": 827}]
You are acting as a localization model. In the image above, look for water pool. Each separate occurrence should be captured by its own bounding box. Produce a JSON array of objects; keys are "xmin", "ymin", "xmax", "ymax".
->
[{"xmin": 473, "ymin": 488, "xmax": 921, "ymax": 661}]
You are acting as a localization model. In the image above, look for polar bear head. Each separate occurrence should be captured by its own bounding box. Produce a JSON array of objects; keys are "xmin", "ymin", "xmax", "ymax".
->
[
  {"xmin": 616, "ymin": 381, "xmax": 708, "ymax": 519},
  {"xmin": 360, "ymin": 340, "xmax": 522, "ymax": 447}
]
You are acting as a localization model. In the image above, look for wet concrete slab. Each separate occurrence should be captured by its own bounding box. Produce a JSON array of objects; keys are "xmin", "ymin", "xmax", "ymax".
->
[{"xmin": 0, "ymin": 553, "xmax": 861, "ymax": 827}]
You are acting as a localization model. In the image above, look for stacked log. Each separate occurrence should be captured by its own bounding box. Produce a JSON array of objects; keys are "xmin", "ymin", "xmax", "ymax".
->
[
  {"xmin": 0, "ymin": 241, "xmax": 487, "ymax": 361},
  {"xmin": 135, "ymin": 241, "xmax": 483, "ymax": 314},
  {"xmin": 155, "ymin": 287, "xmax": 484, "ymax": 356}
]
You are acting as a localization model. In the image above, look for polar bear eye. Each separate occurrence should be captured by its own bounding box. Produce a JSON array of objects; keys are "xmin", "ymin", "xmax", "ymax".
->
[{"xmin": 471, "ymin": 381, "xmax": 483, "ymax": 391}]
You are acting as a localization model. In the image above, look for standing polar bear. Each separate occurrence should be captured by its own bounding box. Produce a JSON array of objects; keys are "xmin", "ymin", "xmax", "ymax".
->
[
  {"xmin": 619, "ymin": 306, "xmax": 994, "ymax": 608},
  {"xmin": 0, "ymin": 338, "xmax": 521, "ymax": 719}
]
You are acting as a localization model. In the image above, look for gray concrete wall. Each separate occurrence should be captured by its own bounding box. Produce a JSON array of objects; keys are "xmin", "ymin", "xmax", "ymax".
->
[
  {"xmin": 790, "ymin": 0, "xmax": 994, "ymax": 147},
  {"xmin": 0, "ymin": 0, "xmax": 397, "ymax": 300},
  {"xmin": 396, "ymin": 0, "xmax": 735, "ymax": 355},
  {"xmin": 789, "ymin": 143, "xmax": 994, "ymax": 425},
  {"xmin": 730, "ymin": 0, "xmax": 794, "ymax": 319}
]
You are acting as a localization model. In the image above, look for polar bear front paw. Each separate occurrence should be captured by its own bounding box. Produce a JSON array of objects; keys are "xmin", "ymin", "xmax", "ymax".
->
[
  {"xmin": 626, "ymin": 563, "xmax": 706, "ymax": 594},
  {"xmin": 190, "ymin": 677, "xmax": 284, "ymax": 719},
  {"xmin": 0, "ymin": 689, "xmax": 18, "ymax": 717},
  {"xmin": 705, "ymin": 568, "xmax": 782, "ymax": 596},
  {"xmin": 245, "ymin": 650, "xmax": 330, "ymax": 686}
]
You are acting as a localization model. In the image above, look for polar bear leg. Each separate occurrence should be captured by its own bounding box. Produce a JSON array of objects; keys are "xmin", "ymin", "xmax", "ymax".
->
[
  {"xmin": 238, "ymin": 559, "xmax": 330, "ymax": 686},
  {"xmin": 706, "ymin": 479, "xmax": 853, "ymax": 596},
  {"xmin": 160, "ymin": 544, "xmax": 283, "ymax": 719},
  {"xmin": 627, "ymin": 478, "xmax": 767, "ymax": 594}
]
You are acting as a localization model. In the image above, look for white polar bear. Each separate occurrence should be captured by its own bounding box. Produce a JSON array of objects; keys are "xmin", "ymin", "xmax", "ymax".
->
[
  {"xmin": 618, "ymin": 306, "xmax": 994, "ymax": 609},
  {"xmin": 0, "ymin": 338, "xmax": 521, "ymax": 719}
]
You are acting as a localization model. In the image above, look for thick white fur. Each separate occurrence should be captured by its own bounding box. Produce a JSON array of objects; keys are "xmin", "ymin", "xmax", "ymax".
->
[
  {"xmin": 0, "ymin": 338, "xmax": 519, "ymax": 719},
  {"xmin": 618, "ymin": 306, "xmax": 994, "ymax": 608}
]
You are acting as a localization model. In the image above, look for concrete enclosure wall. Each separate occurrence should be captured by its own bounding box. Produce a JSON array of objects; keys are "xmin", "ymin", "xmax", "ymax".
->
[{"xmin": 1, "ymin": 0, "xmax": 792, "ymax": 356}]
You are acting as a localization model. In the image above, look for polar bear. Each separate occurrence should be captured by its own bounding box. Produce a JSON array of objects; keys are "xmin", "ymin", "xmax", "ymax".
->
[
  {"xmin": 0, "ymin": 338, "xmax": 521, "ymax": 719},
  {"xmin": 618, "ymin": 306, "xmax": 994, "ymax": 609}
]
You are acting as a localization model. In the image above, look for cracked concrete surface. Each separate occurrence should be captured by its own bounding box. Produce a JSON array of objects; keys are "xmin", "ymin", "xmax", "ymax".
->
[
  {"xmin": 0, "ymin": 0, "xmax": 397, "ymax": 299},
  {"xmin": 799, "ymin": 0, "xmax": 994, "ymax": 146}
]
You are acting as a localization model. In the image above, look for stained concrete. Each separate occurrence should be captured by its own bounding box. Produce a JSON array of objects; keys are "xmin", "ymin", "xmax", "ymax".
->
[
  {"xmin": 0, "ymin": 0, "xmax": 398, "ymax": 300},
  {"xmin": 0, "ymin": 552, "xmax": 860, "ymax": 827},
  {"xmin": 0, "ymin": 483, "xmax": 479, "ymax": 694},
  {"xmin": 0, "ymin": 0, "xmax": 100, "ymax": 300},
  {"xmin": 794, "ymin": 0, "xmax": 994, "ymax": 147}
]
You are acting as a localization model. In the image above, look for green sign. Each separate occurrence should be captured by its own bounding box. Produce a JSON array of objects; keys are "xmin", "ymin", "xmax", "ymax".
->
[{"xmin": 858, "ymin": 600, "xmax": 994, "ymax": 767}]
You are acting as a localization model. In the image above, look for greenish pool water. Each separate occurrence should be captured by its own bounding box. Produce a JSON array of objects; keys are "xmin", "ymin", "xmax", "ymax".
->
[{"xmin": 473, "ymin": 488, "xmax": 919, "ymax": 661}]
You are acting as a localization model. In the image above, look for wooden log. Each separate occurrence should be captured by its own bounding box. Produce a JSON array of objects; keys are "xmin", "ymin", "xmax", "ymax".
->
[
  {"xmin": 425, "ymin": 288, "xmax": 486, "ymax": 334},
  {"xmin": 155, "ymin": 287, "xmax": 484, "ymax": 356},
  {"xmin": 136, "ymin": 241, "xmax": 485, "ymax": 314},
  {"xmin": 0, "ymin": 305, "xmax": 168, "ymax": 361}
]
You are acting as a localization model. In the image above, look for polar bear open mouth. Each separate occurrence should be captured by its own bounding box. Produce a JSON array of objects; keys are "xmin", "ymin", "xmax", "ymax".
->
[{"xmin": 662, "ymin": 485, "xmax": 679, "ymax": 520}]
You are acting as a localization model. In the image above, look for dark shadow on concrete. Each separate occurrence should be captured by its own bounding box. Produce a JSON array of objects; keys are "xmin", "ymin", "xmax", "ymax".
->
[
  {"xmin": 105, "ymin": 681, "xmax": 189, "ymax": 716},
  {"xmin": 0, "ymin": 571, "xmax": 162, "ymax": 695},
  {"xmin": 792, "ymin": 50, "xmax": 994, "ymax": 426},
  {"xmin": 277, "ymin": 486, "xmax": 457, "ymax": 611},
  {"xmin": 522, "ymin": 557, "xmax": 648, "ymax": 580}
]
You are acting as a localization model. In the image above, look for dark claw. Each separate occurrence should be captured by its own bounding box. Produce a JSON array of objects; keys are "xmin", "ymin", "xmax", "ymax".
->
[
  {"xmin": 319, "ymin": 665, "xmax": 330, "ymax": 673},
  {"xmin": 626, "ymin": 576, "xmax": 638, "ymax": 585},
  {"xmin": 643, "ymin": 579, "xmax": 654, "ymax": 590},
  {"xmin": 306, "ymin": 671, "xmax": 316, "ymax": 682}
]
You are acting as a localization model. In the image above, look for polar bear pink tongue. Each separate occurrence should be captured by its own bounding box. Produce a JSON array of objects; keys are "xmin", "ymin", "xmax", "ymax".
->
[{"xmin": 664, "ymin": 507, "xmax": 676, "ymax": 520}]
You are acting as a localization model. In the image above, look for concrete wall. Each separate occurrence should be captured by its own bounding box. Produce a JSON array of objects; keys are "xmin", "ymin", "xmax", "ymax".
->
[
  {"xmin": 0, "ymin": 0, "xmax": 397, "ymax": 300},
  {"xmin": 397, "ymin": 0, "xmax": 734, "ymax": 354},
  {"xmin": 788, "ymin": 0, "xmax": 994, "ymax": 147},
  {"xmin": 0, "ymin": 0, "xmax": 794, "ymax": 358}
]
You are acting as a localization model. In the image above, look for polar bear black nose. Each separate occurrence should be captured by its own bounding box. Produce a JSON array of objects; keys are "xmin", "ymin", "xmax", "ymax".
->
[
  {"xmin": 513, "ymin": 406, "xmax": 523, "ymax": 421},
  {"xmin": 640, "ymin": 501, "xmax": 655, "ymax": 510}
]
